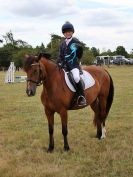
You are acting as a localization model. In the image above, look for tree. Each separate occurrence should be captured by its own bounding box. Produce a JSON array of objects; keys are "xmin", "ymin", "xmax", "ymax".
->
[
  {"xmin": 0, "ymin": 40, "xmax": 18, "ymax": 68},
  {"xmin": 15, "ymin": 39, "xmax": 31, "ymax": 48},
  {"xmin": 91, "ymin": 47, "xmax": 99, "ymax": 57},
  {"xmin": 1, "ymin": 30, "xmax": 132, "ymax": 68},
  {"xmin": 46, "ymin": 34, "xmax": 63, "ymax": 59},
  {"xmin": 100, "ymin": 49, "xmax": 114, "ymax": 56},
  {"xmin": 3, "ymin": 31, "xmax": 31, "ymax": 48},
  {"xmin": 34, "ymin": 43, "xmax": 46, "ymax": 55},
  {"xmin": 0, "ymin": 31, "xmax": 32, "ymax": 68},
  {"xmin": 82, "ymin": 48, "xmax": 95, "ymax": 65},
  {"xmin": 0, "ymin": 48, "xmax": 11, "ymax": 67},
  {"xmin": 2, "ymin": 31, "xmax": 15, "ymax": 45},
  {"xmin": 12, "ymin": 47, "xmax": 34, "ymax": 68},
  {"xmin": 128, "ymin": 49, "xmax": 133, "ymax": 58},
  {"xmin": 115, "ymin": 46, "xmax": 128, "ymax": 58}
]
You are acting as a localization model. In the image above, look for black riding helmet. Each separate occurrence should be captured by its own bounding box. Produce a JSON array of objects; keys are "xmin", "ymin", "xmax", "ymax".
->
[{"xmin": 62, "ymin": 22, "xmax": 74, "ymax": 33}]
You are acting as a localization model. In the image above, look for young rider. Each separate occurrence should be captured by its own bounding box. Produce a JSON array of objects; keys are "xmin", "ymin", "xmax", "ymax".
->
[{"xmin": 57, "ymin": 22, "xmax": 86, "ymax": 106}]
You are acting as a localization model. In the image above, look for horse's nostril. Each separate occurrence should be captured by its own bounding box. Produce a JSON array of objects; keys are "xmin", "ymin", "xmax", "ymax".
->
[
  {"xmin": 31, "ymin": 90, "xmax": 35, "ymax": 96},
  {"xmin": 26, "ymin": 89, "xmax": 32, "ymax": 96},
  {"xmin": 26, "ymin": 89, "xmax": 35, "ymax": 96}
]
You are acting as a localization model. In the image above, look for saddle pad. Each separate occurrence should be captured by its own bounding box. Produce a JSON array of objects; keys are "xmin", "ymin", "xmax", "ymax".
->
[{"xmin": 64, "ymin": 70, "xmax": 95, "ymax": 92}]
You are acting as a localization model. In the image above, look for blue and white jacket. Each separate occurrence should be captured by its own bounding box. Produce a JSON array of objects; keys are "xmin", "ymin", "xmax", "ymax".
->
[{"xmin": 57, "ymin": 37, "xmax": 83, "ymax": 70}]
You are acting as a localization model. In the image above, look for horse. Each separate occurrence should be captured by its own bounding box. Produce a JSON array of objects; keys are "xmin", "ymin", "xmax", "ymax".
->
[{"xmin": 23, "ymin": 53, "xmax": 114, "ymax": 152}]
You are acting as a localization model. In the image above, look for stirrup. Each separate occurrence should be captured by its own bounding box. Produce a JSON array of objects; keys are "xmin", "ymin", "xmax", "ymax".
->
[{"xmin": 77, "ymin": 96, "xmax": 87, "ymax": 106}]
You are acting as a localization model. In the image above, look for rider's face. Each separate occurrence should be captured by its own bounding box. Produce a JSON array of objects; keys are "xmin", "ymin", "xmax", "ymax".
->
[{"xmin": 63, "ymin": 31, "xmax": 73, "ymax": 39}]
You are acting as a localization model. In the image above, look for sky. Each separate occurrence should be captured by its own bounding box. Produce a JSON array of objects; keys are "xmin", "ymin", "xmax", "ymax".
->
[{"xmin": 0, "ymin": 0, "xmax": 133, "ymax": 53}]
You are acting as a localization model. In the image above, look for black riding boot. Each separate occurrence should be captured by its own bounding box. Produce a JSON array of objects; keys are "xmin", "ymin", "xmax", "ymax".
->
[{"xmin": 76, "ymin": 80, "xmax": 86, "ymax": 106}]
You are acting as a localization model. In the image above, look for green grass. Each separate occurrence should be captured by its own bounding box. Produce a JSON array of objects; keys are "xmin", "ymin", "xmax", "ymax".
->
[{"xmin": 0, "ymin": 66, "xmax": 133, "ymax": 177}]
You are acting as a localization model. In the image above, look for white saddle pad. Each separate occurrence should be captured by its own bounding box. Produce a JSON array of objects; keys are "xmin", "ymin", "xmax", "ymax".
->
[{"xmin": 64, "ymin": 70, "xmax": 95, "ymax": 92}]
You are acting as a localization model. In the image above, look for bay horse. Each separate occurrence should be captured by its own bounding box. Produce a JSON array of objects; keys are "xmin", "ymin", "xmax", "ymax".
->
[{"xmin": 24, "ymin": 53, "xmax": 114, "ymax": 152}]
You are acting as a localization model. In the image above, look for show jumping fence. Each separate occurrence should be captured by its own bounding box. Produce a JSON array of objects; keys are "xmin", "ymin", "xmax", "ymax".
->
[
  {"xmin": 5, "ymin": 62, "xmax": 27, "ymax": 83},
  {"xmin": 5, "ymin": 62, "xmax": 15, "ymax": 83}
]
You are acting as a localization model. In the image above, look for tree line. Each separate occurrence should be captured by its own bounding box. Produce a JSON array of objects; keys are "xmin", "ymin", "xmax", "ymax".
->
[{"xmin": 0, "ymin": 31, "xmax": 133, "ymax": 69}]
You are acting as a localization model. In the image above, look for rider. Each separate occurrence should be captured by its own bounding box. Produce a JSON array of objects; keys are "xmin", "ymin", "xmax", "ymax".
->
[{"xmin": 57, "ymin": 22, "xmax": 86, "ymax": 106}]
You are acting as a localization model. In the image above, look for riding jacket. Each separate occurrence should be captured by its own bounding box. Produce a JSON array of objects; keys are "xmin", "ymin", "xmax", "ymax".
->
[{"xmin": 57, "ymin": 37, "xmax": 83, "ymax": 71}]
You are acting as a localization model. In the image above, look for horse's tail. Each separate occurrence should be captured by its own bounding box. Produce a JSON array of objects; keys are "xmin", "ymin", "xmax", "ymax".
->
[{"xmin": 106, "ymin": 72, "xmax": 114, "ymax": 115}]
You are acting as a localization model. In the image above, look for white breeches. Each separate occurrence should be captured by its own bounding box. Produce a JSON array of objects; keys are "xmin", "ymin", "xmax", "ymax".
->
[{"xmin": 71, "ymin": 68, "xmax": 80, "ymax": 83}]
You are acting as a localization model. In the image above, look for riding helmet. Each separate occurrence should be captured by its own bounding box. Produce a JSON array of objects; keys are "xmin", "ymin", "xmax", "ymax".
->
[{"xmin": 62, "ymin": 22, "xmax": 74, "ymax": 33}]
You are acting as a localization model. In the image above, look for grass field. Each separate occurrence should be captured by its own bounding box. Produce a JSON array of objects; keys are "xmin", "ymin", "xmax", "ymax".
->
[{"xmin": 0, "ymin": 66, "xmax": 133, "ymax": 177}]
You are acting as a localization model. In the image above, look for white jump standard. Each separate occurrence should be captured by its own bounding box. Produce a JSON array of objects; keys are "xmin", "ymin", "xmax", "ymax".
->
[{"xmin": 5, "ymin": 62, "xmax": 15, "ymax": 83}]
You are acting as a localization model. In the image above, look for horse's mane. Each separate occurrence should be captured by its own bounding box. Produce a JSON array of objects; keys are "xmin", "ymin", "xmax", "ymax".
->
[
  {"xmin": 38, "ymin": 52, "xmax": 56, "ymax": 64},
  {"xmin": 38, "ymin": 52, "xmax": 51, "ymax": 60}
]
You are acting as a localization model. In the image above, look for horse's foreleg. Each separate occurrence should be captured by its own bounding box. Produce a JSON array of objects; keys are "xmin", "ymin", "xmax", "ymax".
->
[
  {"xmin": 45, "ymin": 108, "xmax": 55, "ymax": 152},
  {"xmin": 60, "ymin": 110, "xmax": 70, "ymax": 151}
]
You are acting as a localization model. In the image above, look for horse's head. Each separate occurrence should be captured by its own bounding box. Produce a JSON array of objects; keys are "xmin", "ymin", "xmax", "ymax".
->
[{"xmin": 23, "ymin": 54, "xmax": 47, "ymax": 96}]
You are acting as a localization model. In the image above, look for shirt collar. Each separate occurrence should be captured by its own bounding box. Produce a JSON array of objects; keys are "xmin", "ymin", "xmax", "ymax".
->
[{"xmin": 65, "ymin": 37, "xmax": 72, "ymax": 45}]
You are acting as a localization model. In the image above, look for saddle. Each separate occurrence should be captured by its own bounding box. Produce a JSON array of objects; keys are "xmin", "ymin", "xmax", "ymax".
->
[
  {"xmin": 62, "ymin": 67, "xmax": 95, "ymax": 108},
  {"xmin": 64, "ymin": 69, "xmax": 95, "ymax": 92}
]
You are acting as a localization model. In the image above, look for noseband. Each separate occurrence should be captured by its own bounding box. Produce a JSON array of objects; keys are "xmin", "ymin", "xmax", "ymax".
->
[{"xmin": 27, "ymin": 63, "xmax": 46, "ymax": 86}]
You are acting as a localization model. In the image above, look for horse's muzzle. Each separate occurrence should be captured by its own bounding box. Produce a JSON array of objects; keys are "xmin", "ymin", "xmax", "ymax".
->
[{"xmin": 26, "ymin": 89, "xmax": 36, "ymax": 96}]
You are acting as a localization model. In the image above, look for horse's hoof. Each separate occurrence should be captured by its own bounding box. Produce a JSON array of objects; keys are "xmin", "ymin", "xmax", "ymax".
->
[
  {"xmin": 47, "ymin": 149, "xmax": 54, "ymax": 153},
  {"xmin": 101, "ymin": 135, "xmax": 106, "ymax": 139},
  {"xmin": 47, "ymin": 146, "xmax": 54, "ymax": 153},
  {"xmin": 96, "ymin": 134, "xmax": 102, "ymax": 140},
  {"xmin": 64, "ymin": 146, "xmax": 70, "ymax": 151}
]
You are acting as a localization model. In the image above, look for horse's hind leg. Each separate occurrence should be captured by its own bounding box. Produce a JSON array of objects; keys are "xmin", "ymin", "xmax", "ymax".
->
[
  {"xmin": 60, "ymin": 109, "xmax": 70, "ymax": 151},
  {"xmin": 90, "ymin": 98, "xmax": 102, "ymax": 139},
  {"xmin": 101, "ymin": 123, "xmax": 106, "ymax": 139},
  {"xmin": 45, "ymin": 108, "xmax": 55, "ymax": 152},
  {"xmin": 91, "ymin": 97, "xmax": 107, "ymax": 139},
  {"xmin": 96, "ymin": 95, "xmax": 108, "ymax": 139},
  {"xmin": 99, "ymin": 95, "xmax": 108, "ymax": 139}
]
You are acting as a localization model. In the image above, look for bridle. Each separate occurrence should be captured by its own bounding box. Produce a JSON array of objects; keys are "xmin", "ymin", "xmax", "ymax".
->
[{"xmin": 27, "ymin": 63, "xmax": 46, "ymax": 86}]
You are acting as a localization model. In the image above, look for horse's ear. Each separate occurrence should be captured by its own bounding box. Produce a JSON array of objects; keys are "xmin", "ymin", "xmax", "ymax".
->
[
  {"xmin": 38, "ymin": 52, "xmax": 51, "ymax": 60},
  {"xmin": 24, "ymin": 54, "xmax": 30, "ymax": 63}
]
